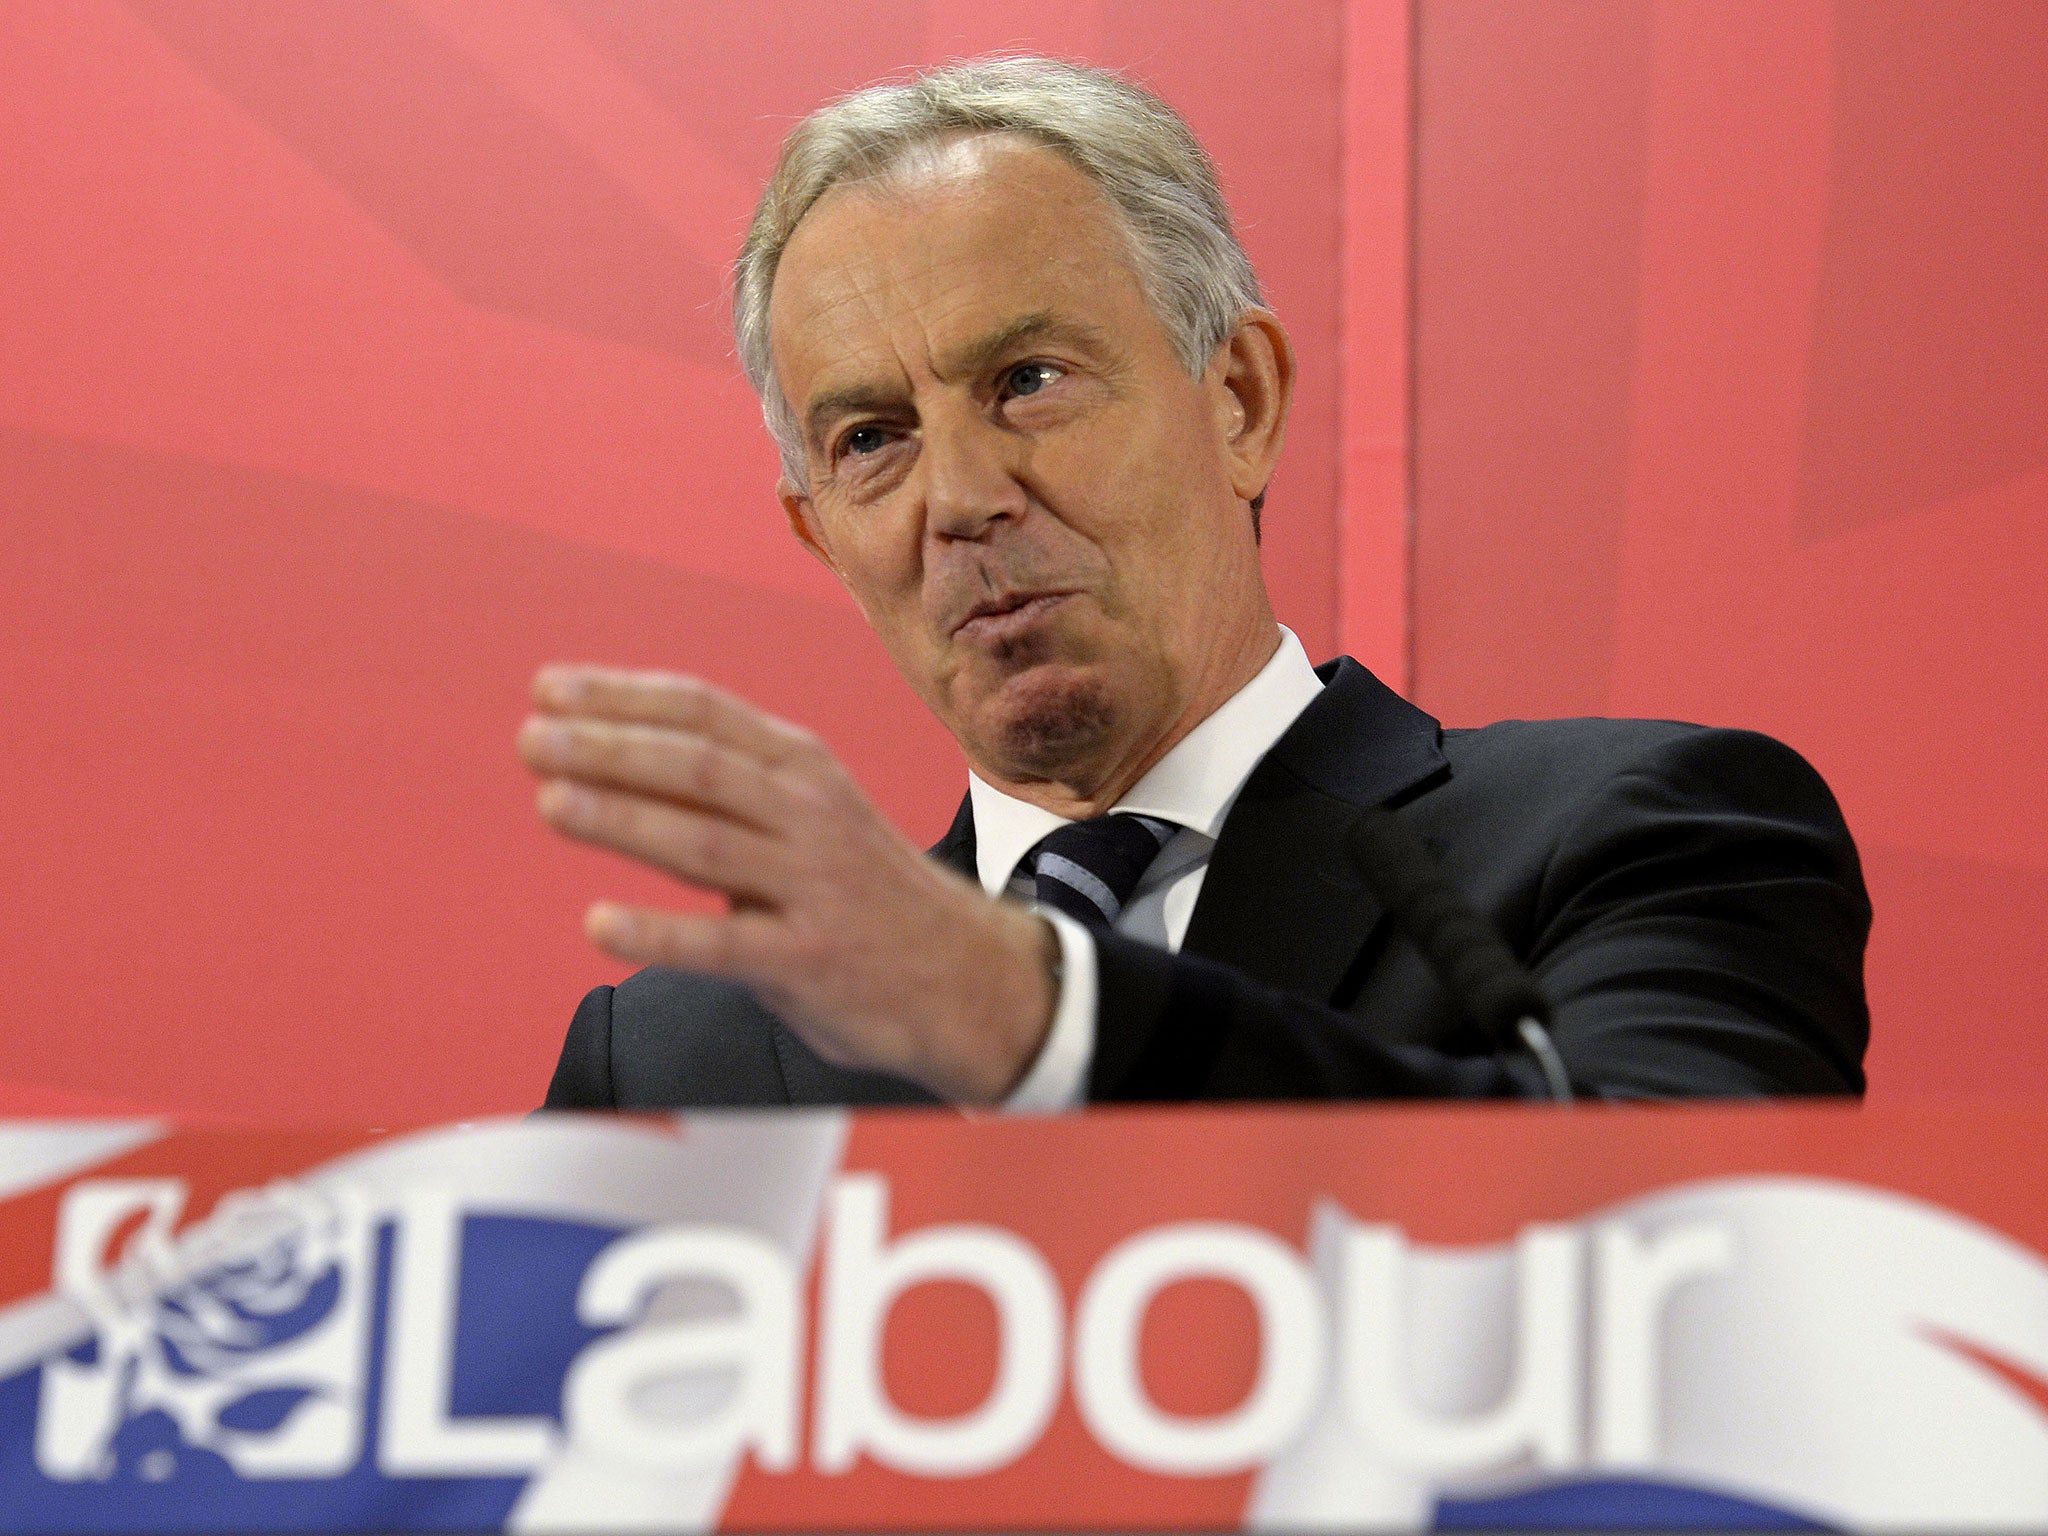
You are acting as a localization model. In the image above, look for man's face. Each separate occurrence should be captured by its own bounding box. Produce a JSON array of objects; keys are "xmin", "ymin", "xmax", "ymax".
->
[{"xmin": 769, "ymin": 135, "xmax": 1276, "ymax": 799}]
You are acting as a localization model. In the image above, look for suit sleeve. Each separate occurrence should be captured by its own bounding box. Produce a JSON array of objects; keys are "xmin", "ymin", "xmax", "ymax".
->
[
  {"xmin": 543, "ymin": 984, "xmax": 617, "ymax": 1109},
  {"xmin": 1088, "ymin": 728, "xmax": 1871, "ymax": 1102}
]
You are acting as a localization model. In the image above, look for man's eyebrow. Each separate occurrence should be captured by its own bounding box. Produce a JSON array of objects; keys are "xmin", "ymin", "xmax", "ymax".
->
[
  {"xmin": 804, "ymin": 384, "xmax": 903, "ymax": 448},
  {"xmin": 801, "ymin": 314, "xmax": 1111, "ymax": 447},
  {"xmin": 940, "ymin": 312, "xmax": 1109, "ymax": 378}
]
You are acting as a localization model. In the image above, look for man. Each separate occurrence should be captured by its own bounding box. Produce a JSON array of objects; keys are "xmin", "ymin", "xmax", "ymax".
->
[{"xmin": 526, "ymin": 58, "xmax": 1868, "ymax": 1111}]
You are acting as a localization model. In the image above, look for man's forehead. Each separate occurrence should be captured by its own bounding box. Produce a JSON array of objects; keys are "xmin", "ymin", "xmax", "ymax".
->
[
  {"xmin": 766, "ymin": 137, "xmax": 1147, "ymax": 408},
  {"xmin": 780, "ymin": 131, "xmax": 1112, "ymax": 279}
]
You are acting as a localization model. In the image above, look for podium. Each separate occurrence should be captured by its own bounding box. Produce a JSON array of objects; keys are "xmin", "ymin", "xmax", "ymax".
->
[{"xmin": 2, "ymin": 1102, "xmax": 2045, "ymax": 1531}]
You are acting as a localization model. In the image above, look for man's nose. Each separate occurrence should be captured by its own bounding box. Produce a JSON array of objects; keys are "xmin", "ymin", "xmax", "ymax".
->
[{"xmin": 918, "ymin": 409, "xmax": 1030, "ymax": 541}]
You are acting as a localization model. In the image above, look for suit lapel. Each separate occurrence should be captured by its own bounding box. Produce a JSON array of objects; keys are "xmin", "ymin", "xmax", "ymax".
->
[
  {"xmin": 930, "ymin": 794, "xmax": 978, "ymax": 877},
  {"xmin": 930, "ymin": 657, "xmax": 1446, "ymax": 1005},
  {"xmin": 1181, "ymin": 658, "xmax": 1448, "ymax": 1002}
]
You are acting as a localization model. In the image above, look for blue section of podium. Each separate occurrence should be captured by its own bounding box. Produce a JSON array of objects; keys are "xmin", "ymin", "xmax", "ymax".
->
[{"xmin": 1436, "ymin": 1477, "xmax": 1837, "ymax": 1531}]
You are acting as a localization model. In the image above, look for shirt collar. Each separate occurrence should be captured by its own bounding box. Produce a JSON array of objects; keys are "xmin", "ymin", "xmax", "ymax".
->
[{"xmin": 966, "ymin": 626, "xmax": 1326, "ymax": 894}]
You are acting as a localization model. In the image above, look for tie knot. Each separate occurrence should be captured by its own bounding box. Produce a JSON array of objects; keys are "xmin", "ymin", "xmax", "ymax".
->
[{"xmin": 1027, "ymin": 812, "xmax": 1177, "ymax": 930}]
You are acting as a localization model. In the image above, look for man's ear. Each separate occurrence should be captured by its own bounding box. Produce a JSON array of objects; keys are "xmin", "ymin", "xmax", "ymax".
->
[
  {"xmin": 781, "ymin": 477, "xmax": 843, "ymax": 578},
  {"xmin": 1209, "ymin": 309, "xmax": 1295, "ymax": 506}
]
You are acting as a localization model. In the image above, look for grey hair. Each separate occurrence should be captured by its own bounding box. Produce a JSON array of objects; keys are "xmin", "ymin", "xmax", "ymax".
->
[{"xmin": 733, "ymin": 55, "xmax": 1264, "ymax": 488}]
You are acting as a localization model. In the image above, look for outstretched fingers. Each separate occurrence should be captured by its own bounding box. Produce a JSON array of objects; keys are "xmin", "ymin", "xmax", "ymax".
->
[
  {"xmin": 532, "ymin": 667, "xmax": 824, "ymax": 771},
  {"xmin": 537, "ymin": 782, "xmax": 790, "ymax": 904},
  {"xmin": 583, "ymin": 902, "xmax": 782, "ymax": 978},
  {"xmin": 520, "ymin": 716, "xmax": 795, "ymax": 834}
]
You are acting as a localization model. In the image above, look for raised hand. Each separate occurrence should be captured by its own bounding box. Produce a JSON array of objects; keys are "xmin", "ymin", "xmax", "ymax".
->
[{"xmin": 518, "ymin": 666, "xmax": 1057, "ymax": 1105}]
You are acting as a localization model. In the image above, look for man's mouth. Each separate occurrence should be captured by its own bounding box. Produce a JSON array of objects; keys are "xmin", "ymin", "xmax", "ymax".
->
[{"xmin": 953, "ymin": 590, "xmax": 1075, "ymax": 642}]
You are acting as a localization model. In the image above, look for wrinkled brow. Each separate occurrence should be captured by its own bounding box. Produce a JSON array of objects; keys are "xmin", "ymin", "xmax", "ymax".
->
[
  {"xmin": 945, "ymin": 312, "xmax": 1110, "ymax": 379},
  {"xmin": 802, "ymin": 312, "xmax": 1110, "ymax": 447}
]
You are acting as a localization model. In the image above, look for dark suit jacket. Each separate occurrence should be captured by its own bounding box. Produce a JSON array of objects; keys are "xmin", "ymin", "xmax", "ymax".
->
[{"xmin": 543, "ymin": 658, "xmax": 1869, "ymax": 1109}]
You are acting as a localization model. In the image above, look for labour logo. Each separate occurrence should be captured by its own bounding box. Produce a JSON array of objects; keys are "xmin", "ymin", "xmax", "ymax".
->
[{"xmin": 35, "ymin": 1176, "xmax": 374, "ymax": 1482}]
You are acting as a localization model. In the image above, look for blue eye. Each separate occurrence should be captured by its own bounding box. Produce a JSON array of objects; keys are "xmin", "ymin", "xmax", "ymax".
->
[
  {"xmin": 1005, "ymin": 362, "xmax": 1058, "ymax": 397},
  {"xmin": 841, "ymin": 425, "xmax": 889, "ymax": 458}
]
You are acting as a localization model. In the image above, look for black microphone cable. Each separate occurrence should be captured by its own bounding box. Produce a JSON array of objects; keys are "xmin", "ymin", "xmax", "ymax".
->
[{"xmin": 1343, "ymin": 806, "xmax": 1575, "ymax": 1104}]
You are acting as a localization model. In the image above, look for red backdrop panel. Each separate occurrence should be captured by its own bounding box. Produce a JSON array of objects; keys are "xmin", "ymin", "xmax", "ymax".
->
[
  {"xmin": 11, "ymin": 0, "xmax": 2029, "ymax": 1115},
  {"xmin": 0, "ymin": 1, "xmax": 1350, "ymax": 1119},
  {"xmin": 1412, "ymin": 0, "xmax": 2048, "ymax": 1098}
]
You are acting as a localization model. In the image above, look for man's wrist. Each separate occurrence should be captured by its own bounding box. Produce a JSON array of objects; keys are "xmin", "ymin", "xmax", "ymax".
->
[
  {"xmin": 1002, "ymin": 908, "xmax": 1097, "ymax": 1113},
  {"xmin": 934, "ymin": 899, "xmax": 1061, "ymax": 1106}
]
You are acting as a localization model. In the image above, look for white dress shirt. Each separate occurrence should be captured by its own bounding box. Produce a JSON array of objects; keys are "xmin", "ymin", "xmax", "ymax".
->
[{"xmin": 967, "ymin": 627, "xmax": 1326, "ymax": 1110}]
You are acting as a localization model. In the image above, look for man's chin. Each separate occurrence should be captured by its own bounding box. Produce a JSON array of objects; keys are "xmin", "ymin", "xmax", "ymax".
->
[{"xmin": 970, "ymin": 662, "xmax": 1121, "ymax": 781}]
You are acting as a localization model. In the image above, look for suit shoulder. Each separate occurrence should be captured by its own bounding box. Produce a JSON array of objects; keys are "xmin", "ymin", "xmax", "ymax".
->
[
  {"xmin": 605, "ymin": 966, "xmax": 794, "ymax": 1109},
  {"xmin": 542, "ymin": 983, "xmax": 615, "ymax": 1109},
  {"xmin": 1443, "ymin": 714, "xmax": 1722, "ymax": 771},
  {"xmin": 1423, "ymin": 717, "xmax": 1860, "ymax": 904},
  {"xmin": 1440, "ymin": 716, "xmax": 1839, "ymax": 818},
  {"xmin": 605, "ymin": 968, "xmax": 943, "ymax": 1110}
]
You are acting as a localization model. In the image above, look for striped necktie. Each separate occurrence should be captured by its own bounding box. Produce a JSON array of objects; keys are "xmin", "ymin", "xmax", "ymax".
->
[{"xmin": 1026, "ymin": 813, "xmax": 1178, "ymax": 931}]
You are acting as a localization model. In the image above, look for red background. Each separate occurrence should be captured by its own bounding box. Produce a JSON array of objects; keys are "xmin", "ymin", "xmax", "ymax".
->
[
  {"xmin": 1409, "ymin": 0, "xmax": 2048, "ymax": 1098},
  {"xmin": 0, "ymin": 0, "xmax": 2038, "ymax": 1117}
]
